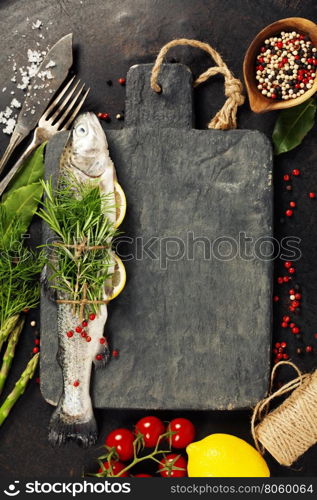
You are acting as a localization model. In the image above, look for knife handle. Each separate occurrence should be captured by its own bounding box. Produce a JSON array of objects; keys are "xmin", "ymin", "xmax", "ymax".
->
[
  {"xmin": 0, "ymin": 129, "xmax": 25, "ymax": 177},
  {"xmin": 0, "ymin": 135, "xmax": 40, "ymax": 197}
]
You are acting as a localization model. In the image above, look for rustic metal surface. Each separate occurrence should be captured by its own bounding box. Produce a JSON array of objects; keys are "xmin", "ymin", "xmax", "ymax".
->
[{"xmin": 0, "ymin": 0, "xmax": 316, "ymax": 479}]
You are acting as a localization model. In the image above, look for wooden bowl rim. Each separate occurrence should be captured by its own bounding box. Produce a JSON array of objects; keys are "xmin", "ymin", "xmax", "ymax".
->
[{"xmin": 243, "ymin": 17, "xmax": 317, "ymax": 113}]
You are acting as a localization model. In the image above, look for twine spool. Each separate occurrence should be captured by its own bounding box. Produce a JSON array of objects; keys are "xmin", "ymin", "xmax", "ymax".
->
[
  {"xmin": 150, "ymin": 38, "xmax": 245, "ymax": 130},
  {"xmin": 251, "ymin": 361, "xmax": 317, "ymax": 466}
]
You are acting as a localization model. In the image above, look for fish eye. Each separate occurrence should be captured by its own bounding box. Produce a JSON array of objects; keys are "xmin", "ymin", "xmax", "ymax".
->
[{"xmin": 75, "ymin": 124, "xmax": 88, "ymax": 137}]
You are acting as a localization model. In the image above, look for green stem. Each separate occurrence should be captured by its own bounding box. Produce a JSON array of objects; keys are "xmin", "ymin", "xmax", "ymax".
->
[
  {"xmin": 97, "ymin": 448, "xmax": 172, "ymax": 478},
  {"xmin": 0, "ymin": 314, "xmax": 20, "ymax": 350},
  {"xmin": 0, "ymin": 318, "xmax": 25, "ymax": 396},
  {"xmin": 0, "ymin": 353, "xmax": 39, "ymax": 427}
]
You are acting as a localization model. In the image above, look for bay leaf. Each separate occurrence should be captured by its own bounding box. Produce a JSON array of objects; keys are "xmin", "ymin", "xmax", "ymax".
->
[
  {"xmin": 272, "ymin": 98, "xmax": 317, "ymax": 155},
  {"xmin": 2, "ymin": 143, "xmax": 46, "ymax": 201},
  {"xmin": 2, "ymin": 182, "xmax": 44, "ymax": 240}
]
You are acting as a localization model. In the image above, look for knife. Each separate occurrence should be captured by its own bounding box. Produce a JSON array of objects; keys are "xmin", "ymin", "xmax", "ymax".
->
[{"xmin": 0, "ymin": 33, "xmax": 73, "ymax": 175}]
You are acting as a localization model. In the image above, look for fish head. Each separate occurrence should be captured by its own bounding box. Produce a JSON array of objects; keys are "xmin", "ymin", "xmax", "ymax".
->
[{"xmin": 66, "ymin": 112, "xmax": 110, "ymax": 178}]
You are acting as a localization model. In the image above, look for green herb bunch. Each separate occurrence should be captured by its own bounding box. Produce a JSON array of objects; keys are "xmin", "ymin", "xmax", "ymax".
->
[{"xmin": 38, "ymin": 173, "xmax": 118, "ymax": 316}]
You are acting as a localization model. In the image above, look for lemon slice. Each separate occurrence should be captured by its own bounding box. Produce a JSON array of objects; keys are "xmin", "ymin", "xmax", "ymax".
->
[
  {"xmin": 107, "ymin": 253, "xmax": 126, "ymax": 301},
  {"xmin": 114, "ymin": 180, "xmax": 127, "ymax": 228}
]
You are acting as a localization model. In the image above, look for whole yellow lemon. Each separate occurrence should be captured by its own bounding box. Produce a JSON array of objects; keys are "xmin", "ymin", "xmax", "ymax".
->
[{"xmin": 187, "ymin": 433, "xmax": 270, "ymax": 477}]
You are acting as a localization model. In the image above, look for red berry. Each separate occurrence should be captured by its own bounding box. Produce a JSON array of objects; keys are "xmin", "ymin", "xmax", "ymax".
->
[
  {"xmin": 112, "ymin": 349, "xmax": 119, "ymax": 358},
  {"xmin": 283, "ymin": 174, "xmax": 290, "ymax": 181},
  {"xmin": 96, "ymin": 354, "xmax": 103, "ymax": 360},
  {"xmin": 89, "ymin": 313, "xmax": 96, "ymax": 321},
  {"xmin": 82, "ymin": 320, "xmax": 88, "ymax": 327},
  {"xmin": 98, "ymin": 460, "xmax": 128, "ymax": 477},
  {"xmin": 135, "ymin": 416, "xmax": 165, "ymax": 448},
  {"xmin": 289, "ymin": 201, "xmax": 296, "ymax": 208},
  {"xmin": 292, "ymin": 327, "xmax": 300, "ymax": 334},
  {"xmin": 118, "ymin": 77, "xmax": 126, "ymax": 85},
  {"xmin": 292, "ymin": 169, "xmax": 300, "ymax": 176},
  {"xmin": 285, "ymin": 209, "xmax": 293, "ymax": 217},
  {"xmin": 167, "ymin": 418, "xmax": 196, "ymax": 449},
  {"xmin": 67, "ymin": 330, "xmax": 74, "ymax": 338},
  {"xmin": 159, "ymin": 454, "xmax": 187, "ymax": 478},
  {"xmin": 306, "ymin": 345, "xmax": 313, "ymax": 353},
  {"xmin": 73, "ymin": 380, "xmax": 80, "ymax": 387},
  {"xmin": 34, "ymin": 338, "xmax": 40, "ymax": 345},
  {"xmin": 309, "ymin": 192, "xmax": 316, "ymax": 199},
  {"xmin": 288, "ymin": 267, "xmax": 295, "ymax": 274},
  {"xmin": 105, "ymin": 428, "xmax": 134, "ymax": 461},
  {"xmin": 86, "ymin": 336, "xmax": 91, "ymax": 342},
  {"xmin": 100, "ymin": 338, "xmax": 106, "ymax": 344},
  {"xmin": 32, "ymin": 347, "xmax": 39, "ymax": 354},
  {"xmin": 284, "ymin": 261, "xmax": 292, "ymax": 269},
  {"xmin": 75, "ymin": 326, "xmax": 82, "ymax": 333}
]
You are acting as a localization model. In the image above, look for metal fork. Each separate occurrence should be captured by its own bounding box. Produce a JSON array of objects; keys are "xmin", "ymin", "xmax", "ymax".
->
[{"xmin": 0, "ymin": 76, "xmax": 90, "ymax": 196}]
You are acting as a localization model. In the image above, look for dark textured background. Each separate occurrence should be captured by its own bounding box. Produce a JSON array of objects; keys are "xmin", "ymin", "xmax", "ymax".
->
[{"xmin": 0, "ymin": 0, "xmax": 317, "ymax": 478}]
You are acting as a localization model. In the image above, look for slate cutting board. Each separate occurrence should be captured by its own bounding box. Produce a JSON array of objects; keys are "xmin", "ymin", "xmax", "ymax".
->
[{"xmin": 41, "ymin": 63, "xmax": 273, "ymax": 410}]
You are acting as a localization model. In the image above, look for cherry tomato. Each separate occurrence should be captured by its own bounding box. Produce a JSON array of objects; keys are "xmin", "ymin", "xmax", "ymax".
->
[
  {"xmin": 134, "ymin": 474, "xmax": 153, "ymax": 477},
  {"xmin": 105, "ymin": 428, "xmax": 134, "ymax": 461},
  {"xmin": 159, "ymin": 453, "xmax": 187, "ymax": 477},
  {"xmin": 167, "ymin": 418, "xmax": 196, "ymax": 448},
  {"xmin": 135, "ymin": 416, "xmax": 165, "ymax": 447},
  {"xmin": 98, "ymin": 460, "xmax": 128, "ymax": 477}
]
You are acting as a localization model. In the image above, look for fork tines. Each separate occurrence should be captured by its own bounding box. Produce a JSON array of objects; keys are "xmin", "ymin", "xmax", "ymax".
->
[{"xmin": 41, "ymin": 75, "xmax": 90, "ymax": 130}]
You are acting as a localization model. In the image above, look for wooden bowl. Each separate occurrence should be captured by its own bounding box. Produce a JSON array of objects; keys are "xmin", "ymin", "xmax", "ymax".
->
[{"xmin": 243, "ymin": 17, "xmax": 317, "ymax": 113}]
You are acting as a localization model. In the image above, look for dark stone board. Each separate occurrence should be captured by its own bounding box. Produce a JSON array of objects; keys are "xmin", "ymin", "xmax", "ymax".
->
[{"xmin": 41, "ymin": 63, "xmax": 273, "ymax": 410}]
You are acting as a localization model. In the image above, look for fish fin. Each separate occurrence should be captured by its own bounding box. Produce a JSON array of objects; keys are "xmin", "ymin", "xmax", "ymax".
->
[
  {"xmin": 93, "ymin": 341, "xmax": 111, "ymax": 369},
  {"xmin": 48, "ymin": 401, "xmax": 97, "ymax": 448}
]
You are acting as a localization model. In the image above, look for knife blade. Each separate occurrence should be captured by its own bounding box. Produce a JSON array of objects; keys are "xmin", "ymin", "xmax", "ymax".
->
[{"xmin": 0, "ymin": 33, "xmax": 73, "ymax": 175}]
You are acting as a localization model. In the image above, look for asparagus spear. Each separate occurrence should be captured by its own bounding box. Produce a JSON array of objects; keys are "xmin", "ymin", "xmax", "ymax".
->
[
  {"xmin": 0, "ymin": 318, "xmax": 25, "ymax": 396},
  {"xmin": 0, "ymin": 314, "xmax": 20, "ymax": 350},
  {"xmin": 0, "ymin": 353, "xmax": 39, "ymax": 427}
]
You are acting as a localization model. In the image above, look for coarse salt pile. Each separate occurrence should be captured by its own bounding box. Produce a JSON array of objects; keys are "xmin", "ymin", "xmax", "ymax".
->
[{"xmin": 255, "ymin": 30, "xmax": 317, "ymax": 100}]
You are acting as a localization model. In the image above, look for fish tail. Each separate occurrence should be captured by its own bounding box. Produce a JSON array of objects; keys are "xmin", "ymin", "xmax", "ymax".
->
[{"xmin": 48, "ymin": 396, "xmax": 98, "ymax": 448}]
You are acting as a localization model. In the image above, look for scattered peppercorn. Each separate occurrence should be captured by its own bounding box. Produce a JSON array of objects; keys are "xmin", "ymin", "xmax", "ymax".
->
[
  {"xmin": 34, "ymin": 338, "xmax": 40, "ymax": 346},
  {"xmin": 106, "ymin": 80, "xmax": 113, "ymax": 86},
  {"xmin": 292, "ymin": 169, "xmax": 300, "ymax": 176},
  {"xmin": 100, "ymin": 338, "xmax": 106, "ymax": 344},
  {"xmin": 73, "ymin": 380, "xmax": 80, "ymax": 387},
  {"xmin": 118, "ymin": 77, "xmax": 126, "ymax": 85},
  {"xmin": 285, "ymin": 209, "xmax": 293, "ymax": 217},
  {"xmin": 306, "ymin": 345, "xmax": 314, "ymax": 353},
  {"xmin": 67, "ymin": 330, "xmax": 74, "ymax": 338},
  {"xmin": 30, "ymin": 320, "xmax": 36, "ymax": 327},
  {"xmin": 96, "ymin": 354, "xmax": 103, "ymax": 361},
  {"xmin": 75, "ymin": 326, "xmax": 82, "ymax": 333},
  {"xmin": 86, "ymin": 336, "xmax": 92, "ymax": 342},
  {"xmin": 82, "ymin": 320, "xmax": 88, "ymax": 327},
  {"xmin": 112, "ymin": 349, "xmax": 119, "ymax": 358},
  {"xmin": 32, "ymin": 347, "xmax": 39, "ymax": 354},
  {"xmin": 283, "ymin": 174, "xmax": 290, "ymax": 181},
  {"xmin": 116, "ymin": 113, "xmax": 124, "ymax": 120},
  {"xmin": 89, "ymin": 313, "xmax": 96, "ymax": 321},
  {"xmin": 289, "ymin": 201, "xmax": 296, "ymax": 208},
  {"xmin": 309, "ymin": 192, "xmax": 316, "ymax": 199}
]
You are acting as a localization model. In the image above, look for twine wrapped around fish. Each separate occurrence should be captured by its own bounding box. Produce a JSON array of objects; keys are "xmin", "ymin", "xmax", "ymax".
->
[
  {"xmin": 150, "ymin": 38, "xmax": 245, "ymax": 130},
  {"xmin": 54, "ymin": 240, "xmax": 112, "ymax": 321},
  {"xmin": 251, "ymin": 361, "xmax": 317, "ymax": 466}
]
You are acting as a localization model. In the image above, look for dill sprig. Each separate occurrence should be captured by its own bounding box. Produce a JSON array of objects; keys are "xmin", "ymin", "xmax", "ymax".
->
[
  {"xmin": 38, "ymin": 175, "xmax": 119, "ymax": 315},
  {"xmin": 0, "ymin": 207, "xmax": 44, "ymax": 328}
]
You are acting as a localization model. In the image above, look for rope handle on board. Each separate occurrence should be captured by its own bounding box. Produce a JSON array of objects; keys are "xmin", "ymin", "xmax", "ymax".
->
[{"xmin": 150, "ymin": 38, "xmax": 245, "ymax": 130}]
